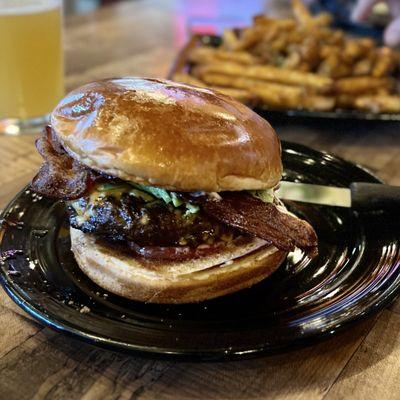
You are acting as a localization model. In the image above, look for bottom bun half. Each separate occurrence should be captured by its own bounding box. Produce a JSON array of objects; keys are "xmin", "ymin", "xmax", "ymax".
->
[{"xmin": 70, "ymin": 228, "xmax": 287, "ymax": 304}]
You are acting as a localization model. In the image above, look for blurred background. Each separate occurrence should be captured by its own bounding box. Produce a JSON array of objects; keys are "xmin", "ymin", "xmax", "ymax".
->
[
  {"xmin": 64, "ymin": 0, "xmax": 389, "ymax": 36},
  {"xmin": 1, "ymin": 0, "xmax": 399, "ymax": 187}
]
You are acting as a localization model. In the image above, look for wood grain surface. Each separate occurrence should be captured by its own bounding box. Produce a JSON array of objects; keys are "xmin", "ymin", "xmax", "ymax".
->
[{"xmin": 1, "ymin": 1, "xmax": 400, "ymax": 399}]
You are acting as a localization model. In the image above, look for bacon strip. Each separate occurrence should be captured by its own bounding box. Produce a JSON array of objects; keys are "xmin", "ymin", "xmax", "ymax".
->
[
  {"xmin": 31, "ymin": 127, "xmax": 94, "ymax": 200},
  {"xmin": 199, "ymin": 192, "xmax": 318, "ymax": 253}
]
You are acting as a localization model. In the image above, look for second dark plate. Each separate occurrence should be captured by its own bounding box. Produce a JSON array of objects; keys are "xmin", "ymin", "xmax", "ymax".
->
[{"xmin": 169, "ymin": 34, "xmax": 400, "ymax": 122}]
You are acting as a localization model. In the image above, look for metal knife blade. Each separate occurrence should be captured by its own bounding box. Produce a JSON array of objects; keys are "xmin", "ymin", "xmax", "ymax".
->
[{"xmin": 276, "ymin": 181, "xmax": 352, "ymax": 207}]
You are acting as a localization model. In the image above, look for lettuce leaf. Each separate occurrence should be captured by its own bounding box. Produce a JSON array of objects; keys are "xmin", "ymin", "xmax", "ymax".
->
[{"xmin": 249, "ymin": 189, "xmax": 274, "ymax": 203}]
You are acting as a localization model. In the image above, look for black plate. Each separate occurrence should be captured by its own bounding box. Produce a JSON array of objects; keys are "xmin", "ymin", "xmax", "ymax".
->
[
  {"xmin": 192, "ymin": 35, "xmax": 400, "ymax": 122},
  {"xmin": 1, "ymin": 142, "xmax": 400, "ymax": 361}
]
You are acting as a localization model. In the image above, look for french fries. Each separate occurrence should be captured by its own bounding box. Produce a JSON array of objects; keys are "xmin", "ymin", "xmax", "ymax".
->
[
  {"xmin": 172, "ymin": 73, "xmax": 257, "ymax": 105},
  {"xmin": 372, "ymin": 47, "xmax": 396, "ymax": 77},
  {"xmin": 352, "ymin": 58, "xmax": 373, "ymax": 76},
  {"xmin": 301, "ymin": 95, "xmax": 335, "ymax": 111},
  {"xmin": 172, "ymin": 72, "xmax": 207, "ymax": 87},
  {"xmin": 196, "ymin": 70, "xmax": 303, "ymax": 108},
  {"xmin": 221, "ymin": 29, "xmax": 239, "ymax": 51},
  {"xmin": 195, "ymin": 61, "xmax": 333, "ymax": 92},
  {"xmin": 335, "ymin": 94, "xmax": 357, "ymax": 109},
  {"xmin": 292, "ymin": 0, "xmax": 312, "ymax": 28},
  {"xmin": 335, "ymin": 77, "xmax": 393, "ymax": 94},
  {"xmin": 355, "ymin": 95, "xmax": 400, "ymax": 113},
  {"xmin": 197, "ymin": 71, "xmax": 334, "ymax": 111},
  {"xmin": 253, "ymin": 15, "xmax": 296, "ymax": 30},
  {"xmin": 209, "ymin": 87, "xmax": 258, "ymax": 105},
  {"xmin": 189, "ymin": 47, "xmax": 258, "ymax": 65},
  {"xmin": 173, "ymin": 0, "xmax": 400, "ymax": 113}
]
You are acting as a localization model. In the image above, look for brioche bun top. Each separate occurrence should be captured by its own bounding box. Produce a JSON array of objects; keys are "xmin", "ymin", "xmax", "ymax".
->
[{"xmin": 51, "ymin": 78, "xmax": 282, "ymax": 191}]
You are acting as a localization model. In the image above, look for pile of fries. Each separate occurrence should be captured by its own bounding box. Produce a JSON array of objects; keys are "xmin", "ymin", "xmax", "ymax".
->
[{"xmin": 172, "ymin": 0, "xmax": 400, "ymax": 114}]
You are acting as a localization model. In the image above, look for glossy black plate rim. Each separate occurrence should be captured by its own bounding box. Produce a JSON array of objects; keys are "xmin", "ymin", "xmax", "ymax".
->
[
  {"xmin": 1, "ymin": 142, "xmax": 399, "ymax": 361},
  {"xmin": 2, "ymin": 261, "xmax": 398, "ymax": 362}
]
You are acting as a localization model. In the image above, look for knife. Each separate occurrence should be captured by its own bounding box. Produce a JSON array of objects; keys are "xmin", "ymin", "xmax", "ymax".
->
[{"xmin": 277, "ymin": 182, "xmax": 400, "ymax": 210}]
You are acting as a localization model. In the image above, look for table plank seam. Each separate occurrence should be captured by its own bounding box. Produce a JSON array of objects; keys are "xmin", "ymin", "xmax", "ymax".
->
[
  {"xmin": 128, "ymin": 363, "xmax": 173, "ymax": 400},
  {"xmin": 389, "ymin": 307, "xmax": 400, "ymax": 316},
  {"xmin": 0, "ymin": 325, "xmax": 44, "ymax": 362},
  {"xmin": 321, "ymin": 312, "xmax": 382, "ymax": 399}
]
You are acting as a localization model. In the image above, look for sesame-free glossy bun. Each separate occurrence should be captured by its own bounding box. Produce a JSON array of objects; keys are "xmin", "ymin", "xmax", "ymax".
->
[
  {"xmin": 70, "ymin": 228, "xmax": 286, "ymax": 304},
  {"xmin": 51, "ymin": 78, "xmax": 282, "ymax": 191}
]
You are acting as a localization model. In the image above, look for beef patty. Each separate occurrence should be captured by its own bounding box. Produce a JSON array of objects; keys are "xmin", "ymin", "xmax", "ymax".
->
[{"xmin": 68, "ymin": 193, "xmax": 239, "ymax": 247}]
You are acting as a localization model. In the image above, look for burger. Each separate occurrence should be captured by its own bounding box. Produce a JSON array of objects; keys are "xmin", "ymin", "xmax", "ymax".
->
[{"xmin": 31, "ymin": 78, "xmax": 317, "ymax": 303}]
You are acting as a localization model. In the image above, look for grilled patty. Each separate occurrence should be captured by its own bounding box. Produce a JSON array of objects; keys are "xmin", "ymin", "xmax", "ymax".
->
[{"xmin": 68, "ymin": 193, "xmax": 238, "ymax": 247}]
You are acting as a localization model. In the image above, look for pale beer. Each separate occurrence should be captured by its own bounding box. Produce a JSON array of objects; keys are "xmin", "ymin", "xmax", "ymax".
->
[{"xmin": 0, "ymin": 0, "xmax": 64, "ymax": 133}]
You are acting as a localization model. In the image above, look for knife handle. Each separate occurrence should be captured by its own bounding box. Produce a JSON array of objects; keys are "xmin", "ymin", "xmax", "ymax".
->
[{"xmin": 350, "ymin": 182, "xmax": 400, "ymax": 210}]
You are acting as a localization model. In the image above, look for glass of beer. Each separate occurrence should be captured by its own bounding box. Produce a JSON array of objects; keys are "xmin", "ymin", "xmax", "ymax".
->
[{"xmin": 0, "ymin": 0, "xmax": 64, "ymax": 135}]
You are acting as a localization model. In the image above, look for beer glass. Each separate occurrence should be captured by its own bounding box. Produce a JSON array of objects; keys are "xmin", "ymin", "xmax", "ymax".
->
[{"xmin": 0, "ymin": 0, "xmax": 64, "ymax": 135}]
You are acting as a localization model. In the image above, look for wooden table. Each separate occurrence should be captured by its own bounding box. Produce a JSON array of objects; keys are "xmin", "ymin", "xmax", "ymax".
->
[{"xmin": 1, "ymin": 1, "xmax": 400, "ymax": 398}]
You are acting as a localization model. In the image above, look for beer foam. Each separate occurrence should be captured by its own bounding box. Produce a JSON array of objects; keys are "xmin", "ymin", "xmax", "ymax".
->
[{"xmin": 0, "ymin": 0, "xmax": 60, "ymax": 15}]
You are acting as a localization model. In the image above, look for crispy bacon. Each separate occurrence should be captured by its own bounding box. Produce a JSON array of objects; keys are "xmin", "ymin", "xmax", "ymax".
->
[
  {"xmin": 31, "ymin": 127, "xmax": 95, "ymax": 200},
  {"xmin": 44, "ymin": 124, "xmax": 64, "ymax": 154},
  {"xmin": 199, "ymin": 192, "xmax": 318, "ymax": 253}
]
